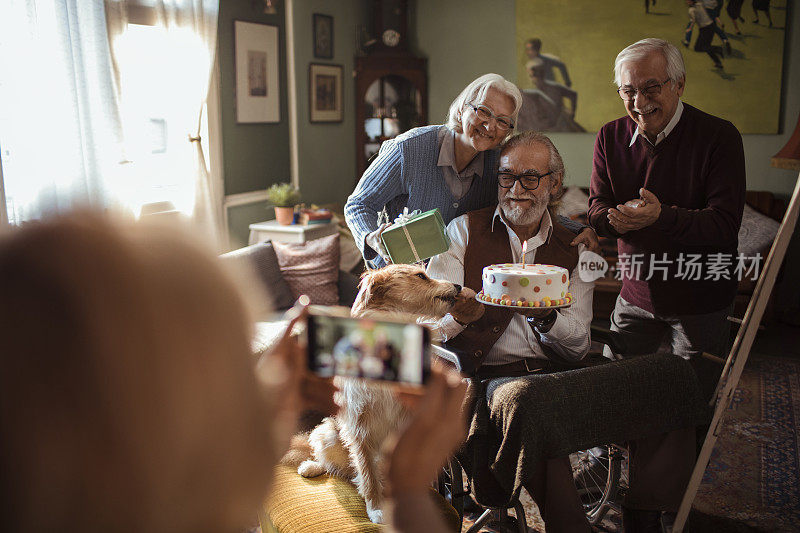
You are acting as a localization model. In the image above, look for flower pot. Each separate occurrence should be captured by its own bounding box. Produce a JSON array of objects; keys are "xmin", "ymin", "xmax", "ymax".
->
[{"xmin": 274, "ymin": 206, "xmax": 295, "ymax": 225}]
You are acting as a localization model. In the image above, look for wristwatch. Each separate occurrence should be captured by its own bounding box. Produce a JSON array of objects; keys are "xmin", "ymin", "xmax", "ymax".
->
[{"xmin": 526, "ymin": 310, "xmax": 557, "ymax": 333}]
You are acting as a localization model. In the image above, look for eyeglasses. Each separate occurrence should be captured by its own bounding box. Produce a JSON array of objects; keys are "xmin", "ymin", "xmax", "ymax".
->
[
  {"xmin": 468, "ymin": 103, "xmax": 515, "ymax": 131},
  {"xmin": 497, "ymin": 170, "xmax": 553, "ymax": 190},
  {"xmin": 617, "ymin": 78, "xmax": 672, "ymax": 101}
]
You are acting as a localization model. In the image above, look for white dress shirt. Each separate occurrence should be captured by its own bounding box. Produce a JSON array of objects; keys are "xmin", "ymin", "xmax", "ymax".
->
[
  {"xmin": 629, "ymin": 100, "xmax": 684, "ymax": 147},
  {"xmin": 425, "ymin": 207, "xmax": 594, "ymax": 365}
]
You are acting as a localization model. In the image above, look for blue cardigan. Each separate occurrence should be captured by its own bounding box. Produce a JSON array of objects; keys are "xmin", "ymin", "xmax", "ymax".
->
[{"xmin": 345, "ymin": 125, "xmax": 582, "ymax": 268}]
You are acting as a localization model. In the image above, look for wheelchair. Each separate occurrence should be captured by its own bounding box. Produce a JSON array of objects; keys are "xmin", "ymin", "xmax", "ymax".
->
[
  {"xmin": 433, "ymin": 324, "xmax": 630, "ymax": 532},
  {"xmin": 436, "ymin": 444, "xmax": 627, "ymax": 532}
]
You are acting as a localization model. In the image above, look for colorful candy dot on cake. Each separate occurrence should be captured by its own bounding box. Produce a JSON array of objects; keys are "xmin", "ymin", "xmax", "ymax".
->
[
  {"xmin": 546, "ymin": 279, "xmax": 552, "ymax": 285},
  {"xmin": 489, "ymin": 274, "xmax": 496, "ymax": 283},
  {"xmin": 519, "ymin": 277, "xmax": 529, "ymax": 287},
  {"xmin": 566, "ymin": 292, "xmax": 572, "ymax": 299},
  {"xmin": 562, "ymin": 274, "xmax": 567, "ymax": 283},
  {"xmin": 502, "ymin": 281, "xmax": 508, "ymax": 286},
  {"xmin": 527, "ymin": 301, "xmax": 535, "ymax": 307},
  {"xmin": 561, "ymin": 291, "xmax": 565, "ymax": 297},
  {"xmin": 534, "ymin": 301, "xmax": 541, "ymax": 307},
  {"xmin": 501, "ymin": 294, "xmax": 511, "ymax": 301},
  {"xmin": 534, "ymin": 286, "xmax": 540, "ymax": 293}
]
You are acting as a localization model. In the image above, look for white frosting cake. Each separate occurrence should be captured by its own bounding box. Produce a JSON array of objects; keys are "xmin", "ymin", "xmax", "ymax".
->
[{"xmin": 478, "ymin": 263, "xmax": 572, "ymax": 307}]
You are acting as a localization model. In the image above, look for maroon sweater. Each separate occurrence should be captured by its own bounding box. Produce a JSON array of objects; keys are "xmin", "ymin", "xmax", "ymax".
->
[{"xmin": 588, "ymin": 103, "xmax": 745, "ymax": 315}]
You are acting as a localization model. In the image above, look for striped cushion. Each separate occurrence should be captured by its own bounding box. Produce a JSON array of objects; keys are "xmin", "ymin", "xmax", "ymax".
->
[{"xmin": 264, "ymin": 465, "xmax": 460, "ymax": 532}]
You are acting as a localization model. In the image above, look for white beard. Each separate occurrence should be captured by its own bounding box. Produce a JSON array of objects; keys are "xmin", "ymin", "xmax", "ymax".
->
[{"xmin": 500, "ymin": 195, "xmax": 549, "ymax": 227}]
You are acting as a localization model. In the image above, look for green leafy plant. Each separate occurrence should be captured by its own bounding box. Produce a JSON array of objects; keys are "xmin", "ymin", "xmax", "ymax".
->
[{"xmin": 266, "ymin": 182, "xmax": 301, "ymax": 207}]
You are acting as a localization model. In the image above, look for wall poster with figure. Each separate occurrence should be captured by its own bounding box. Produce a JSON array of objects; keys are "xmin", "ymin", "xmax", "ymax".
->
[
  {"xmin": 309, "ymin": 63, "xmax": 343, "ymax": 123},
  {"xmin": 515, "ymin": 0, "xmax": 788, "ymax": 133},
  {"xmin": 234, "ymin": 21, "xmax": 280, "ymax": 123}
]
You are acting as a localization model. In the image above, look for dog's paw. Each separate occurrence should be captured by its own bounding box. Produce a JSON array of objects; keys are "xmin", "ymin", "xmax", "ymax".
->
[
  {"xmin": 297, "ymin": 460, "xmax": 326, "ymax": 478},
  {"xmin": 366, "ymin": 507, "xmax": 384, "ymax": 524}
]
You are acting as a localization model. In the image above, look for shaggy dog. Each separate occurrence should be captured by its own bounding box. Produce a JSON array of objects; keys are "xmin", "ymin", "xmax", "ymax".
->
[{"xmin": 282, "ymin": 264, "xmax": 462, "ymax": 523}]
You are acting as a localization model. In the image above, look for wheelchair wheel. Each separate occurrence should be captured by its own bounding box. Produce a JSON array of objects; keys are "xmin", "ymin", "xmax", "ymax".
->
[
  {"xmin": 437, "ymin": 457, "xmax": 466, "ymax": 524},
  {"xmin": 570, "ymin": 444, "xmax": 625, "ymax": 525}
]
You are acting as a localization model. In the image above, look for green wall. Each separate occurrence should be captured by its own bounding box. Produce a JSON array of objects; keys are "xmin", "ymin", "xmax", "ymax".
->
[
  {"xmin": 219, "ymin": 0, "xmax": 365, "ymax": 248},
  {"xmin": 292, "ymin": 0, "xmax": 367, "ymax": 207},
  {"xmin": 218, "ymin": 0, "xmax": 290, "ymax": 196},
  {"xmin": 415, "ymin": 0, "xmax": 800, "ymax": 196}
]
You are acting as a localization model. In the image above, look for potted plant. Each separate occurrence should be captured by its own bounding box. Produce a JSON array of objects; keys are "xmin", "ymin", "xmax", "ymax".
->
[{"xmin": 266, "ymin": 182, "xmax": 301, "ymax": 225}]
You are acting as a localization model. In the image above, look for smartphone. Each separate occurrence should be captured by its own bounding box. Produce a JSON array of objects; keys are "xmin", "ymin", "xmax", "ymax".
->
[{"xmin": 306, "ymin": 307, "xmax": 431, "ymax": 385}]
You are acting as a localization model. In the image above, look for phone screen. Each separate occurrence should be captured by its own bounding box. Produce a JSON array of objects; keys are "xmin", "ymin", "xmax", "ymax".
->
[{"xmin": 306, "ymin": 313, "xmax": 431, "ymax": 385}]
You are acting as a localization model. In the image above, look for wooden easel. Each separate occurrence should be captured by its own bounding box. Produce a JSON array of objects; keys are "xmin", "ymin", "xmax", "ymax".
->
[{"xmin": 673, "ymin": 171, "xmax": 800, "ymax": 532}]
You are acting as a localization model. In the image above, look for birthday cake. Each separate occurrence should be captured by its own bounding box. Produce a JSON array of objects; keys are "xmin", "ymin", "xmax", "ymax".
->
[{"xmin": 478, "ymin": 263, "xmax": 572, "ymax": 307}]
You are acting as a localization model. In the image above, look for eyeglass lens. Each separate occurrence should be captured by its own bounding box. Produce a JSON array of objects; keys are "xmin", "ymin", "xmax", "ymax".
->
[
  {"xmin": 472, "ymin": 104, "xmax": 513, "ymax": 130},
  {"xmin": 498, "ymin": 173, "xmax": 542, "ymax": 190}
]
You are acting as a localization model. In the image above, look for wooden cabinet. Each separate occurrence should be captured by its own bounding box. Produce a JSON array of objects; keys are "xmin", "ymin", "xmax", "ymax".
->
[{"xmin": 354, "ymin": 55, "xmax": 427, "ymax": 177}]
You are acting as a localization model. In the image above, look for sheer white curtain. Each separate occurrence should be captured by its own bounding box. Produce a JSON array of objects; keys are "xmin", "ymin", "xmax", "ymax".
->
[
  {"xmin": 0, "ymin": 0, "xmax": 125, "ymax": 224},
  {"xmin": 104, "ymin": 0, "xmax": 222, "ymax": 246}
]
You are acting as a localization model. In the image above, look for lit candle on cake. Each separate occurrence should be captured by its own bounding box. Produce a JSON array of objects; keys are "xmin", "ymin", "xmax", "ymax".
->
[{"xmin": 522, "ymin": 240, "xmax": 527, "ymax": 269}]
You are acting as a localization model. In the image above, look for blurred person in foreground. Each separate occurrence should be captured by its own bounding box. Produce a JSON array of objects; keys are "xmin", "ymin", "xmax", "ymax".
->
[{"xmin": 0, "ymin": 211, "xmax": 466, "ymax": 533}]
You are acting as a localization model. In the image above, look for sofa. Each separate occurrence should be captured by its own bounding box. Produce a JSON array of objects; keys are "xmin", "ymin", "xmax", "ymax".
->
[{"xmin": 221, "ymin": 237, "xmax": 360, "ymax": 361}]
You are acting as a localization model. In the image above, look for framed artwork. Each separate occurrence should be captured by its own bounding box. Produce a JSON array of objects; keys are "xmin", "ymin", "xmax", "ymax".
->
[
  {"xmin": 515, "ymin": 1, "xmax": 788, "ymax": 133},
  {"xmin": 313, "ymin": 14, "xmax": 333, "ymax": 59},
  {"xmin": 234, "ymin": 21, "xmax": 280, "ymax": 123},
  {"xmin": 309, "ymin": 63, "xmax": 343, "ymax": 123}
]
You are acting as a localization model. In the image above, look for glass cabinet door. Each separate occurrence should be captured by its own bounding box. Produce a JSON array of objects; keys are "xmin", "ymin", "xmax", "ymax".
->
[{"xmin": 363, "ymin": 75, "xmax": 422, "ymax": 161}]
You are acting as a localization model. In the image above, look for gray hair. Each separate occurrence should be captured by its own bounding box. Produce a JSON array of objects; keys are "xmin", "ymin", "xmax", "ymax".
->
[
  {"xmin": 499, "ymin": 131, "xmax": 565, "ymax": 211},
  {"xmin": 613, "ymin": 38, "xmax": 686, "ymax": 87},
  {"xmin": 446, "ymin": 74, "xmax": 523, "ymax": 136}
]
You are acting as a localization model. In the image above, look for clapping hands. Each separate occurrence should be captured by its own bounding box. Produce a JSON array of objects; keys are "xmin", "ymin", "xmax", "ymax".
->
[{"xmin": 607, "ymin": 188, "xmax": 661, "ymax": 234}]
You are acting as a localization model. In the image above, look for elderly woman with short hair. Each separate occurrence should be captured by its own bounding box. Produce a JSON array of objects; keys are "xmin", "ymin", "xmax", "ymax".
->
[{"xmin": 345, "ymin": 73, "xmax": 595, "ymax": 269}]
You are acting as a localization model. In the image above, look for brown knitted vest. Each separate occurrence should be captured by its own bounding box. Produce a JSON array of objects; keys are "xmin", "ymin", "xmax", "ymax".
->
[{"xmin": 445, "ymin": 206, "xmax": 579, "ymax": 374}]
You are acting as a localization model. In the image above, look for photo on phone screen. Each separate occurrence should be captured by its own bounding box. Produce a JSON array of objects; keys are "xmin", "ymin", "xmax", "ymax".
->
[{"xmin": 307, "ymin": 313, "xmax": 431, "ymax": 385}]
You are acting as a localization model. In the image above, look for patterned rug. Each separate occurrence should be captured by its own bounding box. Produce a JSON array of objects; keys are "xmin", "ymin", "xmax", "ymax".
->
[
  {"xmin": 694, "ymin": 354, "xmax": 800, "ymax": 531},
  {"xmin": 462, "ymin": 354, "xmax": 800, "ymax": 532}
]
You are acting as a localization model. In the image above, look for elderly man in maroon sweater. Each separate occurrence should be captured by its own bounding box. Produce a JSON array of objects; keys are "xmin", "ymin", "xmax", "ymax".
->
[{"xmin": 588, "ymin": 38, "xmax": 745, "ymax": 530}]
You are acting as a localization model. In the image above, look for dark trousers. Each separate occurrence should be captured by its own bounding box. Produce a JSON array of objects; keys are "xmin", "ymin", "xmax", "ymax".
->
[
  {"xmin": 624, "ymin": 427, "xmax": 697, "ymax": 512},
  {"xmin": 696, "ymin": 25, "xmax": 723, "ymax": 65}
]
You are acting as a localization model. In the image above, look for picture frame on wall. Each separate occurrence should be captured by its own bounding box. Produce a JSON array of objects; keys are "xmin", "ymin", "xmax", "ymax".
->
[
  {"xmin": 309, "ymin": 63, "xmax": 343, "ymax": 123},
  {"xmin": 234, "ymin": 21, "xmax": 280, "ymax": 123},
  {"xmin": 313, "ymin": 14, "xmax": 333, "ymax": 59}
]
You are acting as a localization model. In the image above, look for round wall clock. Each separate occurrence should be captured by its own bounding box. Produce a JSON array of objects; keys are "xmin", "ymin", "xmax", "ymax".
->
[{"xmin": 382, "ymin": 29, "xmax": 400, "ymax": 47}]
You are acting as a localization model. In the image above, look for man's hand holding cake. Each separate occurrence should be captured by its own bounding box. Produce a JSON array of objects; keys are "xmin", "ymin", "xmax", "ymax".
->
[{"xmin": 450, "ymin": 287, "xmax": 484, "ymax": 326}]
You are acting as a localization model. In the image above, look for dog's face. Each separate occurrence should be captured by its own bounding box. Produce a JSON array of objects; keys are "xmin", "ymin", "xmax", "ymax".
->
[{"xmin": 351, "ymin": 264, "xmax": 462, "ymax": 319}]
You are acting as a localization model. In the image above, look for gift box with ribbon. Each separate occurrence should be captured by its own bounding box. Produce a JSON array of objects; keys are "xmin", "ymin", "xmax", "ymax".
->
[{"xmin": 380, "ymin": 208, "xmax": 451, "ymax": 264}]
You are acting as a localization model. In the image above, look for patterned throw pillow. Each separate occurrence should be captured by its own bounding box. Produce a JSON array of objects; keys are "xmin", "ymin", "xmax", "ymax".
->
[
  {"xmin": 273, "ymin": 234, "xmax": 340, "ymax": 305},
  {"xmin": 557, "ymin": 186, "xmax": 591, "ymax": 218},
  {"xmin": 738, "ymin": 204, "xmax": 780, "ymax": 256}
]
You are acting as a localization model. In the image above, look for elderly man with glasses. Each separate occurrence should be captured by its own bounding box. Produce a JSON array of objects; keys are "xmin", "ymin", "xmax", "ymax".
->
[
  {"xmin": 426, "ymin": 130, "xmax": 595, "ymax": 532},
  {"xmin": 588, "ymin": 38, "xmax": 745, "ymax": 530}
]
